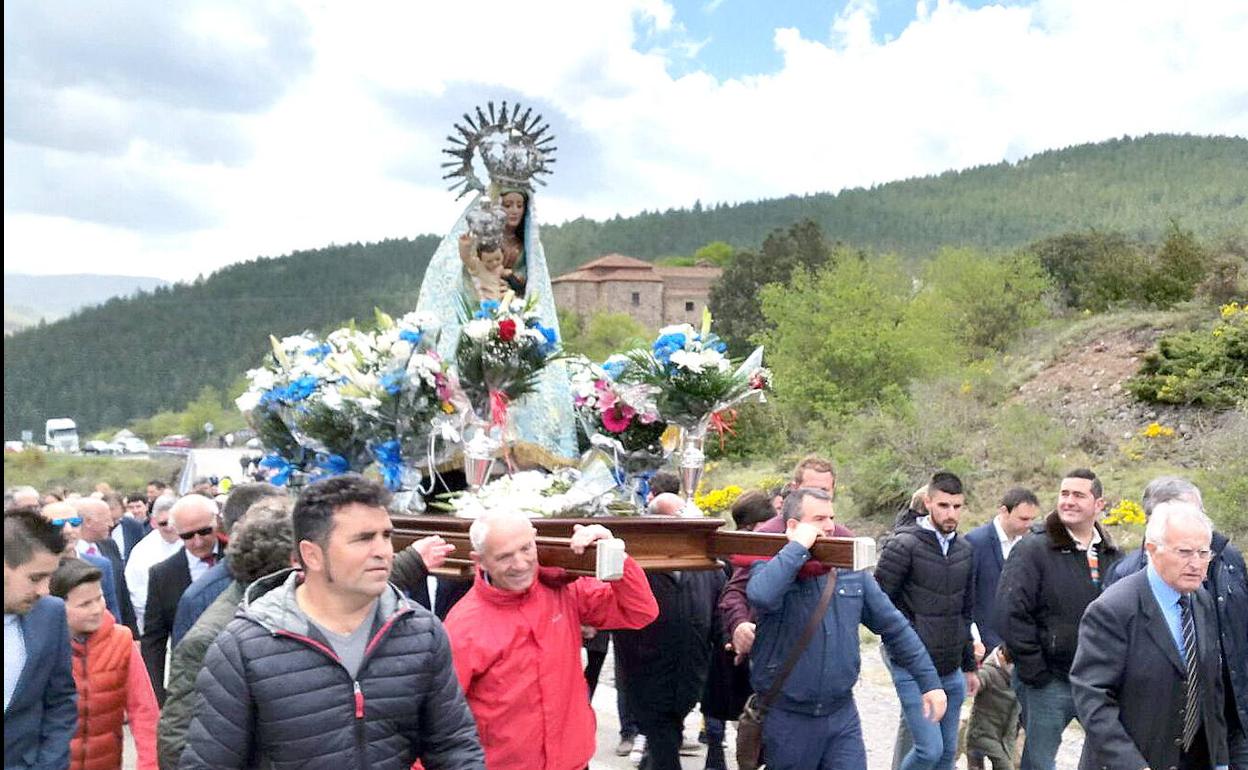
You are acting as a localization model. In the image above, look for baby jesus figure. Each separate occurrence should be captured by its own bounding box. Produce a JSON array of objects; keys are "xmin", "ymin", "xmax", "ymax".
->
[{"xmin": 459, "ymin": 233, "xmax": 513, "ymax": 302}]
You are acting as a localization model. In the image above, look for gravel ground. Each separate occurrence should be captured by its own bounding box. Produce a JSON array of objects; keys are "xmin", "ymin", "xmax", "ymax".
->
[{"xmin": 126, "ymin": 641, "xmax": 1084, "ymax": 770}]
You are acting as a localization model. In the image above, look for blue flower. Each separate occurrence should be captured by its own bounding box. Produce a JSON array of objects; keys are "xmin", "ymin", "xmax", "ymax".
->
[
  {"xmin": 653, "ymin": 332, "xmax": 687, "ymax": 365},
  {"xmin": 258, "ymin": 387, "xmax": 284, "ymax": 408},
  {"xmin": 380, "ymin": 371, "xmax": 405, "ymax": 395},
  {"xmin": 534, "ymin": 323, "xmax": 558, "ymax": 355},
  {"xmin": 474, "ymin": 299, "xmax": 501, "ymax": 319},
  {"xmin": 602, "ymin": 360, "xmax": 626, "ymax": 380},
  {"xmin": 259, "ymin": 454, "xmax": 296, "ymax": 486},
  {"xmin": 711, "ymin": 340, "xmax": 727, "ymax": 354},
  {"xmin": 306, "ymin": 344, "xmax": 332, "ymax": 362},
  {"xmin": 369, "ymin": 440, "xmax": 404, "ymax": 491},
  {"xmin": 312, "ymin": 453, "xmax": 350, "ymax": 481},
  {"xmin": 285, "ymin": 376, "xmax": 320, "ymax": 403},
  {"xmin": 399, "ymin": 329, "xmax": 423, "ymax": 345}
]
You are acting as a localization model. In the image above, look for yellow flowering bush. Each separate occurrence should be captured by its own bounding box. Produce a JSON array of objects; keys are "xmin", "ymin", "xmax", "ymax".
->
[
  {"xmin": 1103, "ymin": 498, "xmax": 1146, "ymax": 527},
  {"xmin": 1140, "ymin": 422, "xmax": 1176, "ymax": 439},
  {"xmin": 695, "ymin": 484, "xmax": 743, "ymax": 517},
  {"xmin": 1128, "ymin": 303, "xmax": 1248, "ymax": 408}
]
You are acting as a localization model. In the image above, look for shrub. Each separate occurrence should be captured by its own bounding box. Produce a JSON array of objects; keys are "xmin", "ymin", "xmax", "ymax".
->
[
  {"xmin": 1127, "ymin": 302, "xmax": 1248, "ymax": 408},
  {"xmin": 705, "ymin": 400, "xmax": 788, "ymax": 461}
]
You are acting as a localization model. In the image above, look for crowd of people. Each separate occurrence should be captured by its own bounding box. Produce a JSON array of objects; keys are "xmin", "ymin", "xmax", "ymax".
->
[{"xmin": 3, "ymin": 458, "xmax": 1245, "ymax": 770}]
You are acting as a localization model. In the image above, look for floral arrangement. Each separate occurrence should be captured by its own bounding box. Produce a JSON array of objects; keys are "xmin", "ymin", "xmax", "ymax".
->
[
  {"xmin": 620, "ymin": 310, "xmax": 771, "ymax": 433},
  {"xmin": 236, "ymin": 310, "xmax": 465, "ymax": 488},
  {"xmin": 456, "ymin": 293, "xmax": 559, "ymax": 431},
  {"xmin": 568, "ymin": 356, "xmax": 667, "ymax": 452},
  {"xmin": 433, "ymin": 469, "xmax": 628, "ymax": 518}
]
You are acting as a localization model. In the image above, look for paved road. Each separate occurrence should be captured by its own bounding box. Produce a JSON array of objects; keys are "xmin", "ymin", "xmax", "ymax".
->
[{"xmin": 127, "ymin": 640, "xmax": 1083, "ymax": 769}]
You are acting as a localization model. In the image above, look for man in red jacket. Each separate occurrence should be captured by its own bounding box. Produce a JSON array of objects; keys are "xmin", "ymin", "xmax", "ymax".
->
[{"xmin": 445, "ymin": 512, "xmax": 659, "ymax": 770}]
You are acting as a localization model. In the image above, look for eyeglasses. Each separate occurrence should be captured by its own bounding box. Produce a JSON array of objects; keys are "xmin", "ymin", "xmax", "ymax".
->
[
  {"xmin": 1168, "ymin": 547, "xmax": 1213, "ymax": 563},
  {"xmin": 50, "ymin": 517, "xmax": 83, "ymax": 528},
  {"xmin": 178, "ymin": 526, "xmax": 215, "ymax": 541},
  {"xmin": 155, "ymin": 519, "xmax": 171, "ymax": 528}
]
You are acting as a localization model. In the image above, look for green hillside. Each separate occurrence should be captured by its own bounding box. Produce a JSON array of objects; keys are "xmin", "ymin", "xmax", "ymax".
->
[{"xmin": 5, "ymin": 133, "xmax": 1247, "ymax": 438}]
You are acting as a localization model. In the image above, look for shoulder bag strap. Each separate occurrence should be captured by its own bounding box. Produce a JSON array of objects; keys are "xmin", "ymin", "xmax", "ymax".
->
[{"xmin": 758, "ymin": 567, "xmax": 839, "ymax": 710}]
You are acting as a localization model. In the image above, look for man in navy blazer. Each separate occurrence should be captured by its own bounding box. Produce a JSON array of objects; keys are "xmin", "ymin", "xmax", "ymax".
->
[
  {"xmin": 4, "ymin": 510, "xmax": 78, "ymax": 770},
  {"xmin": 1071, "ymin": 500, "xmax": 1232, "ymax": 770},
  {"xmin": 964, "ymin": 487, "xmax": 1039, "ymax": 652}
]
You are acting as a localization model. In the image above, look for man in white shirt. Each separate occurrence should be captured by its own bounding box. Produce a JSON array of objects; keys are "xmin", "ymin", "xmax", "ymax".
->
[
  {"xmin": 124, "ymin": 495, "xmax": 183, "ymax": 634},
  {"xmin": 965, "ymin": 487, "xmax": 1040, "ymax": 653},
  {"xmin": 141, "ymin": 494, "xmax": 222, "ymax": 704}
]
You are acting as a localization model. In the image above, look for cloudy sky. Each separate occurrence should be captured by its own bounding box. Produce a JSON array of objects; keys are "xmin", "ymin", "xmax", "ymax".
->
[{"xmin": 4, "ymin": 0, "xmax": 1246, "ymax": 281}]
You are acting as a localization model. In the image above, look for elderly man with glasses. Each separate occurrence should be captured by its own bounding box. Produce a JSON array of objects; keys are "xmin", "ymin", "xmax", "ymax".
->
[
  {"xmin": 139, "ymin": 493, "xmax": 222, "ymax": 705},
  {"xmin": 124, "ymin": 494, "xmax": 184, "ymax": 634},
  {"xmin": 37, "ymin": 500, "xmax": 123, "ymax": 621}
]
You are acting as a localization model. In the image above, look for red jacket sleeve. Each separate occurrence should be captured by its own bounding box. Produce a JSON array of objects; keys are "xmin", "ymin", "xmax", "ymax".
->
[
  {"xmin": 570, "ymin": 557, "xmax": 658, "ymax": 630},
  {"xmin": 126, "ymin": 642, "xmax": 160, "ymax": 770},
  {"xmin": 443, "ymin": 608, "xmax": 485, "ymax": 695}
]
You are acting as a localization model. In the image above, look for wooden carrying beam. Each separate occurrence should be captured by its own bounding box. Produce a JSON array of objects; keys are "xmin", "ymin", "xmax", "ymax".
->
[{"xmin": 392, "ymin": 515, "xmax": 876, "ymax": 576}]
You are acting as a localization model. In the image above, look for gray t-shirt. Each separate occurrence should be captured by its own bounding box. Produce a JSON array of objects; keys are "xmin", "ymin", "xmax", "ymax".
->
[{"xmin": 304, "ymin": 604, "xmax": 378, "ymax": 680}]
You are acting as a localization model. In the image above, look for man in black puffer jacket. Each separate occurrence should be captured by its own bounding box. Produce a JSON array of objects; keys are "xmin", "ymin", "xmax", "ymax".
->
[
  {"xmin": 180, "ymin": 476, "xmax": 483, "ymax": 770},
  {"xmin": 875, "ymin": 471, "xmax": 978, "ymax": 770},
  {"xmin": 995, "ymin": 468, "xmax": 1122, "ymax": 770}
]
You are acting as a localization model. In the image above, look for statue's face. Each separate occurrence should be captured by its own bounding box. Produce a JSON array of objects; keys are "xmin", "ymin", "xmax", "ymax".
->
[
  {"xmin": 501, "ymin": 192, "xmax": 526, "ymax": 228},
  {"xmin": 480, "ymin": 248, "xmax": 504, "ymax": 271}
]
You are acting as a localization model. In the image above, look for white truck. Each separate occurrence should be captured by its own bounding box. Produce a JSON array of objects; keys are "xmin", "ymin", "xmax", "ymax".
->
[{"xmin": 45, "ymin": 418, "xmax": 80, "ymax": 453}]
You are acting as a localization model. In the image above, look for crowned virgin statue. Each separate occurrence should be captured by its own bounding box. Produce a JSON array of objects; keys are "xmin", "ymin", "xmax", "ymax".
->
[{"xmin": 415, "ymin": 102, "xmax": 578, "ymax": 466}]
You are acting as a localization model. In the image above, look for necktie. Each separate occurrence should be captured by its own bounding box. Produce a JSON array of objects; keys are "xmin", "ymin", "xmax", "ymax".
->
[
  {"xmin": 86, "ymin": 544, "xmax": 98, "ymax": 556},
  {"xmin": 1179, "ymin": 595, "xmax": 1201, "ymax": 750},
  {"xmin": 203, "ymin": 554, "xmax": 216, "ymax": 567}
]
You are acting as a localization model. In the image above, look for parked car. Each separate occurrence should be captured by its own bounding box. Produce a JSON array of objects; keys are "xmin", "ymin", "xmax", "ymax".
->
[
  {"xmin": 116, "ymin": 437, "xmax": 150, "ymax": 454},
  {"xmin": 4, "ymin": 440, "xmax": 27, "ymax": 453},
  {"xmin": 156, "ymin": 434, "xmax": 193, "ymax": 449},
  {"xmin": 82, "ymin": 440, "xmax": 122, "ymax": 455}
]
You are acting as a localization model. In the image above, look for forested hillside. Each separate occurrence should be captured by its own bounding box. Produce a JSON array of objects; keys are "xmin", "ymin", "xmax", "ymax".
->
[
  {"xmin": 540, "ymin": 134, "xmax": 1248, "ymax": 273},
  {"xmin": 5, "ymin": 134, "xmax": 1246, "ymax": 438}
]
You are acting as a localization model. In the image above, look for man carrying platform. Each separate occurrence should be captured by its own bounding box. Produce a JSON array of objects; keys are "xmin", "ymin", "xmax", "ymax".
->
[{"xmin": 444, "ymin": 510, "xmax": 658, "ymax": 770}]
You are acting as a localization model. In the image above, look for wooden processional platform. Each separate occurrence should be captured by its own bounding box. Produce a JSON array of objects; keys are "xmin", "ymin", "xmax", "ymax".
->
[{"xmin": 391, "ymin": 515, "xmax": 877, "ymax": 576}]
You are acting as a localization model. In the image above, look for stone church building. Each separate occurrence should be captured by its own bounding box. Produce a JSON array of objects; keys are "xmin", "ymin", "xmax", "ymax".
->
[{"xmin": 551, "ymin": 254, "xmax": 722, "ymax": 329}]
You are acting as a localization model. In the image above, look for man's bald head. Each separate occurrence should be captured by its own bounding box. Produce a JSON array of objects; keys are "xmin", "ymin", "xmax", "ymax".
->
[
  {"xmin": 647, "ymin": 492, "xmax": 685, "ymax": 517},
  {"xmin": 70, "ymin": 497, "xmax": 112, "ymax": 542}
]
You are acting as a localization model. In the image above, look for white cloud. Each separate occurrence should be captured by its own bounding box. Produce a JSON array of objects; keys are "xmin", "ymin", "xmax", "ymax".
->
[{"xmin": 3, "ymin": 0, "xmax": 1245, "ymax": 281}]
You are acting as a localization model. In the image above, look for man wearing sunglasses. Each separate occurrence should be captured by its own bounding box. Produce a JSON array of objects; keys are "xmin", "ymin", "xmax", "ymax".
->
[
  {"xmin": 39, "ymin": 501, "xmax": 123, "ymax": 623},
  {"xmin": 124, "ymin": 494, "xmax": 184, "ymax": 635},
  {"xmin": 140, "ymin": 494, "xmax": 222, "ymax": 705}
]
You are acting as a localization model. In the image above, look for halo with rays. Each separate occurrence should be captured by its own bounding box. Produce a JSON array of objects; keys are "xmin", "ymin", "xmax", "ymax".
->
[{"xmin": 441, "ymin": 101, "xmax": 557, "ymax": 199}]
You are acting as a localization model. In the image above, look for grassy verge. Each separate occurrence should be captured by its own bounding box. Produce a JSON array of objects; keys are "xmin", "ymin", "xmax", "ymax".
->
[{"xmin": 3, "ymin": 451, "xmax": 184, "ymax": 495}]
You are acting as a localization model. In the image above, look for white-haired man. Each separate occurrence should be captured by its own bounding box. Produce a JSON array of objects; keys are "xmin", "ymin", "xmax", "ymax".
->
[
  {"xmin": 124, "ymin": 494, "xmax": 183, "ymax": 633},
  {"xmin": 444, "ymin": 511, "xmax": 658, "ymax": 770},
  {"xmin": 1071, "ymin": 501, "xmax": 1232, "ymax": 770}
]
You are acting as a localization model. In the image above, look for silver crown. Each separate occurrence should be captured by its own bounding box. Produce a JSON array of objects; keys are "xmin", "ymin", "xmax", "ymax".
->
[
  {"xmin": 442, "ymin": 101, "xmax": 557, "ymax": 199},
  {"xmin": 464, "ymin": 198, "xmax": 507, "ymax": 251}
]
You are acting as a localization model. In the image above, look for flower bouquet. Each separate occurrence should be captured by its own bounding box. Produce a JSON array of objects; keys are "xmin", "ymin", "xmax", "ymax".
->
[
  {"xmin": 236, "ymin": 310, "xmax": 466, "ymax": 505},
  {"xmin": 454, "ymin": 292, "xmax": 560, "ymax": 486},
  {"xmin": 568, "ymin": 356, "xmax": 669, "ymax": 504},
  {"xmin": 617, "ymin": 310, "xmax": 771, "ymax": 506},
  {"xmin": 432, "ymin": 468, "xmax": 627, "ymax": 518}
]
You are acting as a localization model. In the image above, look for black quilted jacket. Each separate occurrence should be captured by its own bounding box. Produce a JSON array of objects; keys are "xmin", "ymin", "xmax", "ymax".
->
[
  {"xmin": 874, "ymin": 522, "xmax": 976, "ymax": 676},
  {"xmin": 179, "ymin": 569, "xmax": 485, "ymax": 770}
]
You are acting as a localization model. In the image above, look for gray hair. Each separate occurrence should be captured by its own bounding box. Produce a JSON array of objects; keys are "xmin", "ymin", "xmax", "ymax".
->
[
  {"xmin": 782, "ymin": 487, "xmax": 833, "ymax": 521},
  {"xmin": 168, "ymin": 494, "xmax": 217, "ymax": 529},
  {"xmin": 151, "ymin": 494, "xmax": 177, "ymax": 517},
  {"xmin": 647, "ymin": 493, "xmax": 685, "ymax": 516},
  {"xmin": 468, "ymin": 510, "xmax": 535, "ymax": 553},
  {"xmin": 1144, "ymin": 500, "xmax": 1213, "ymax": 548},
  {"xmin": 1142, "ymin": 476, "xmax": 1203, "ymax": 518}
]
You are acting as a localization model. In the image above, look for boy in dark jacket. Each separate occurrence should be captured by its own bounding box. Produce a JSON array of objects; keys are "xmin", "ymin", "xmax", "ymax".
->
[{"xmin": 967, "ymin": 646, "xmax": 1021, "ymax": 770}]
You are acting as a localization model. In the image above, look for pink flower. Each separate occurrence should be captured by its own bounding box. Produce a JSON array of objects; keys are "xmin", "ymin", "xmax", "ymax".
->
[{"xmin": 601, "ymin": 404, "xmax": 635, "ymax": 433}]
